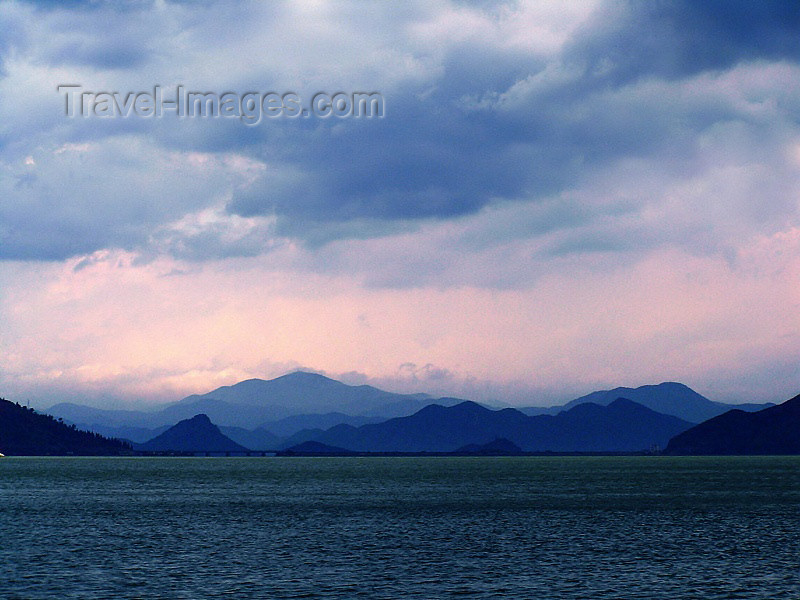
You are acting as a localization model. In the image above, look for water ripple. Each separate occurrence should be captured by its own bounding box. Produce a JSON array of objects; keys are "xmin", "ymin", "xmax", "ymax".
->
[{"xmin": 1, "ymin": 456, "xmax": 799, "ymax": 599}]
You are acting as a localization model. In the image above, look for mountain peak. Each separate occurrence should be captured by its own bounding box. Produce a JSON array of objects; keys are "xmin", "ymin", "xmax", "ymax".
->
[
  {"xmin": 137, "ymin": 413, "xmax": 247, "ymax": 453},
  {"xmin": 452, "ymin": 400, "xmax": 488, "ymax": 412},
  {"xmin": 309, "ymin": 393, "xmax": 692, "ymax": 453},
  {"xmin": 607, "ymin": 397, "xmax": 647, "ymax": 410},
  {"xmin": 188, "ymin": 371, "xmax": 405, "ymax": 417},
  {"xmin": 188, "ymin": 413, "xmax": 212, "ymax": 424},
  {"xmin": 455, "ymin": 438, "xmax": 523, "ymax": 455},
  {"xmin": 274, "ymin": 371, "xmax": 340, "ymax": 385},
  {"xmin": 561, "ymin": 382, "xmax": 774, "ymax": 423},
  {"xmin": 414, "ymin": 400, "xmax": 488, "ymax": 418}
]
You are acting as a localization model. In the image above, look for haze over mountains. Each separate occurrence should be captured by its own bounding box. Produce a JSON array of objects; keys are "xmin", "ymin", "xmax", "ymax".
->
[
  {"xmin": 47, "ymin": 372, "xmax": 446, "ymax": 440},
  {"xmin": 48, "ymin": 373, "xmax": 771, "ymax": 435},
  {"xmin": 520, "ymin": 382, "xmax": 773, "ymax": 422},
  {"xmin": 181, "ymin": 372, "xmax": 436, "ymax": 417},
  {"xmin": 288, "ymin": 399, "xmax": 691, "ymax": 453},
  {"xmin": 29, "ymin": 372, "xmax": 791, "ymax": 455},
  {"xmin": 125, "ymin": 398, "xmax": 690, "ymax": 454}
]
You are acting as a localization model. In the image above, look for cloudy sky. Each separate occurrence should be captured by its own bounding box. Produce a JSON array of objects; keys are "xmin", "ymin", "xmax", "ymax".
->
[{"xmin": 0, "ymin": 0, "xmax": 798, "ymax": 409}]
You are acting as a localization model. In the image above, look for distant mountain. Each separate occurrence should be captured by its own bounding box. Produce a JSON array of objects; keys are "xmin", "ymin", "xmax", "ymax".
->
[
  {"xmin": 666, "ymin": 392, "xmax": 800, "ymax": 455},
  {"xmin": 276, "ymin": 427, "xmax": 329, "ymax": 450},
  {"xmin": 48, "ymin": 371, "xmax": 448, "ymax": 430},
  {"xmin": 117, "ymin": 425, "xmax": 171, "ymax": 444},
  {"xmin": 48, "ymin": 398, "xmax": 282, "ymax": 431},
  {"xmin": 357, "ymin": 396, "xmax": 459, "ymax": 419},
  {"xmin": 45, "ymin": 402, "xmax": 161, "ymax": 429},
  {"xmin": 219, "ymin": 426, "xmax": 282, "ymax": 451},
  {"xmin": 45, "ymin": 376, "xmax": 760, "ymax": 451},
  {"xmin": 0, "ymin": 398, "xmax": 130, "ymax": 456},
  {"xmin": 280, "ymin": 441, "xmax": 357, "ymax": 456},
  {"xmin": 157, "ymin": 398, "xmax": 294, "ymax": 429},
  {"xmin": 308, "ymin": 398, "xmax": 692, "ymax": 453},
  {"xmin": 136, "ymin": 414, "xmax": 248, "ymax": 453},
  {"xmin": 182, "ymin": 371, "xmax": 436, "ymax": 418},
  {"xmin": 260, "ymin": 412, "xmax": 383, "ymax": 438},
  {"xmin": 520, "ymin": 382, "xmax": 774, "ymax": 423},
  {"xmin": 455, "ymin": 438, "xmax": 523, "ymax": 455}
]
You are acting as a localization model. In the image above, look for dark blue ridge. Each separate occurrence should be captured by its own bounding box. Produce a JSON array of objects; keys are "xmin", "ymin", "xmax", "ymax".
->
[
  {"xmin": 666, "ymin": 392, "xmax": 800, "ymax": 455},
  {"xmin": 134, "ymin": 413, "xmax": 248, "ymax": 453},
  {"xmin": 0, "ymin": 397, "xmax": 131, "ymax": 456}
]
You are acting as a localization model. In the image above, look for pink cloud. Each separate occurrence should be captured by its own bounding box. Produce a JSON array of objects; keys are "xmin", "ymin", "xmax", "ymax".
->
[{"xmin": 1, "ymin": 226, "xmax": 797, "ymax": 408}]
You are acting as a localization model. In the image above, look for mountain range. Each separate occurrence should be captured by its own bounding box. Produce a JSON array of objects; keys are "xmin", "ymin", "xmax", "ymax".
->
[
  {"xmin": 136, "ymin": 391, "xmax": 800, "ymax": 455},
  {"xmin": 47, "ymin": 375, "xmax": 773, "ymax": 446},
  {"xmin": 666, "ymin": 392, "xmax": 800, "ymax": 455},
  {"xmin": 17, "ymin": 372, "xmax": 792, "ymax": 456},
  {"xmin": 134, "ymin": 398, "xmax": 690, "ymax": 453},
  {"xmin": 47, "ymin": 372, "xmax": 450, "ymax": 437},
  {"xmin": 175, "ymin": 371, "xmax": 442, "ymax": 421},
  {"xmin": 520, "ymin": 382, "xmax": 773, "ymax": 423},
  {"xmin": 289, "ymin": 399, "xmax": 691, "ymax": 452}
]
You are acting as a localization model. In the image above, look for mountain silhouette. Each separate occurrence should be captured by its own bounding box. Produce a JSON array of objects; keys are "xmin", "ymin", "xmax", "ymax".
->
[
  {"xmin": 43, "ymin": 376, "xmax": 764, "ymax": 452},
  {"xmin": 48, "ymin": 398, "xmax": 287, "ymax": 432},
  {"xmin": 521, "ymin": 382, "xmax": 773, "ymax": 423},
  {"xmin": 279, "ymin": 440, "xmax": 357, "ymax": 455},
  {"xmin": 304, "ymin": 398, "xmax": 691, "ymax": 452},
  {"xmin": 0, "ymin": 398, "xmax": 130, "ymax": 456},
  {"xmin": 666, "ymin": 392, "xmax": 800, "ymax": 455},
  {"xmin": 260, "ymin": 412, "xmax": 383, "ymax": 437},
  {"xmin": 455, "ymin": 438, "xmax": 524, "ymax": 455},
  {"xmin": 136, "ymin": 414, "xmax": 248, "ymax": 452},
  {"xmin": 181, "ymin": 371, "xmax": 437, "ymax": 418},
  {"xmin": 218, "ymin": 426, "xmax": 282, "ymax": 451},
  {"xmin": 47, "ymin": 371, "xmax": 448, "ymax": 431}
]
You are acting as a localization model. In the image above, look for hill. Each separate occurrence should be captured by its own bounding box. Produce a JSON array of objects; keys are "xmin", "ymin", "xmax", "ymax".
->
[
  {"xmin": 279, "ymin": 441, "xmax": 357, "ymax": 456},
  {"xmin": 0, "ymin": 398, "xmax": 130, "ymax": 456},
  {"xmin": 218, "ymin": 426, "xmax": 282, "ymax": 451},
  {"xmin": 306, "ymin": 398, "xmax": 692, "ymax": 453},
  {"xmin": 666, "ymin": 392, "xmax": 800, "ymax": 455},
  {"xmin": 521, "ymin": 382, "xmax": 773, "ymax": 423},
  {"xmin": 454, "ymin": 438, "xmax": 524, "ymax": 455},
  {"xmin": 136, "ymin": 414, "xmax": 248, "ymax": 453}
]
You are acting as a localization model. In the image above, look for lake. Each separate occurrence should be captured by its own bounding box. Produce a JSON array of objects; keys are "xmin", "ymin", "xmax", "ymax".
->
[{"xmin": 1, "ymin": 456, "xmax": 799, "ymax": 599}]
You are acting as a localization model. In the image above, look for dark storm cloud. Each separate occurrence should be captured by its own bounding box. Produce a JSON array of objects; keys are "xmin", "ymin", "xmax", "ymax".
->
[
  {"xmin": 1, "ymin": 0, "xmax": 799, "ymax": 263},
  {"xmin": 18, "ymin": 0, "xmax": 155, "ymax": 11},
  {"xmin": 227, "ymin": 94, "xmax": 541, "ymax": 225},
  {"xmin": 568, "ymin": 0, "xmax": 800, "ymax": 85},
  {"xmin": 224, "ymin": 1, "xmax": 800, "ymax": 244},
  {"xmin": 38, "ymin": 2, "xmax": 162, "ymax": 70},
  {"xmin": 46, "ymin": 39, "xmax": 151, "ymax": 70}
]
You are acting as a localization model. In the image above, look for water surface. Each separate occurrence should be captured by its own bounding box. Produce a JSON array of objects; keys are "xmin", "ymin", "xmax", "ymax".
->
[{"xmin": 1, "ymin": 456, "xmax": 799, "ymax": 599}]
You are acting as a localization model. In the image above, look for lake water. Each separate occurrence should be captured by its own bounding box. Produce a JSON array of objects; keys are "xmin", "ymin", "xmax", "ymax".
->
[{"xmin": 1, "ymin": 456, "xmax": 799, "ymax": 599}]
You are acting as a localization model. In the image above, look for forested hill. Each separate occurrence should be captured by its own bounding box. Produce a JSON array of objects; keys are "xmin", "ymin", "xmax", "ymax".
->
[{"xmin": 0, "ymin": 398, "xmax": 131, "ymax": 456}]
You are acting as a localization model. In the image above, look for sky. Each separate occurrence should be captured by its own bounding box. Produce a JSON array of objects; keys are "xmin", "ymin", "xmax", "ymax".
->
[{"xmin": 0, "ymin": 0, "xmax": 798, "ymax": 409}]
